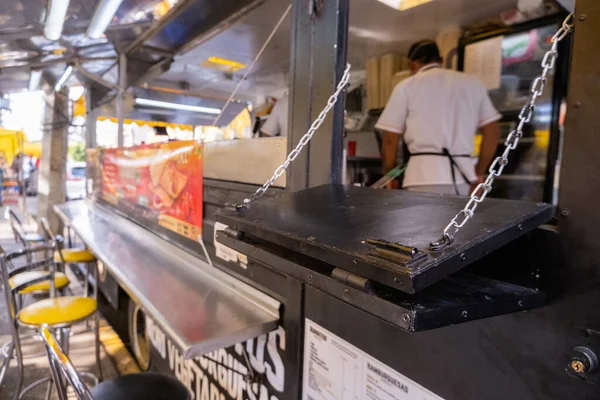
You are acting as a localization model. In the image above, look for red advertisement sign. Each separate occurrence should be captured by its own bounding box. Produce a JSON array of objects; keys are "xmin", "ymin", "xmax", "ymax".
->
[{"xmin": 101, "ymin": 141, "xmax": 203, "ymax": 240}]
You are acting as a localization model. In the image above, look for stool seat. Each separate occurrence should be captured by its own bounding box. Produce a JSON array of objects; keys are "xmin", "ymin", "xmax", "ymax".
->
[
  {"xmin": 23, "ymin": 233, "xmax": 45, "ymax": 243},
  {"xmin": 8, "ymin": 271, "xmax": 69, "ymax": 294},
  {"xmin": 18, "ymin": 296, "xmax": 97, "ymax": 327},
  {"xmin": 90, "ymin": 373, "xmax": 191, "ymax": 400},
  {"xmin": 55, "ymin": 249, "xmax": 96, "ymax": 263}
]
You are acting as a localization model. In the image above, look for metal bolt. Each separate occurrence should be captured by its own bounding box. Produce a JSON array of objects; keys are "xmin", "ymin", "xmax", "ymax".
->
[
  {"xmin": 571, "ymin": 360, "xmax": 586, "ymax": 373},
  {"xmin": 460, "ymin": 253, "xmax": 466, "ymax": 262},
  {"xmin": 461, "ymin": 310, "xmax": 468, "ymax": 318},
  {"xmin": 343, "ymin": 289, "xmax": 349, "ymax": 297},
  {"xmin": 401, "ymin": 313, "xmax": 410, "ymax": 323},
  {"xmin": 574, "ymin": 101, "xmax": 582, "ymax": 109},
  {"xmin": 579, "ymin": 14, "xmax": 587, "ymax": 22},
  {"xmin": 561, "ymin": 208, "xmax": 571, "ymax": 217},
  {"xmin": 393, "ymin": 277, "xmax": 402, "ymax": 286},
  {"xmin": 518, "ymin": 300, "xmax": 523, "ymax": 308},
  {"xmin": 518, "ymin": 224, "xmax": 523, "ymax": 232},
  {"xmin": 308, "ymin": 274, "xmax": 313, "ymax": 282}
]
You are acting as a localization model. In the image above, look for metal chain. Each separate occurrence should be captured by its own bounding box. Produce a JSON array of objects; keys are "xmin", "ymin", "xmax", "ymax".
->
[
  {"xmin": 430, "ymin": 13, "xmax": 574, "ymax": 251},
  {"xmin": 239, "ymin": 63, "xmax": 352, "ymax": 207}
]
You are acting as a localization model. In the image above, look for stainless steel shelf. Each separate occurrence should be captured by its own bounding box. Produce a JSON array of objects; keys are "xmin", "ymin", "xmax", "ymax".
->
[{"xmin": 55, "ymin": 200, "xmax": 280, "ymax": 359}]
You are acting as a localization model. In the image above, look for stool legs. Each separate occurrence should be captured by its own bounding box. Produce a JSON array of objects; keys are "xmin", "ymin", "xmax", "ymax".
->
[
  {"xmin": 0, "ymin": 341, "xmax": 13, "ymax": 388},
  {"xmin": 11, "ymin": 321, "xmax": 24, "ymax": 400},
  {"xmin": 95, "ymin": 311, "xmax": 103, "ymax": 381}
]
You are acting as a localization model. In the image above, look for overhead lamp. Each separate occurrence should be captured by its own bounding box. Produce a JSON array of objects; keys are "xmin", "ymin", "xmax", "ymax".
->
[
  {"xmin": 376, "ymin": 0, "xmax": 434, "ymax": 11},
  {"xmin": 55, "ymin": 65, "xmax": 74, "ymax": 92},
  {"xmin": 87, "ymin": 0, "xmax": 125, "ymax": 39},
  {"xmin": 135, "ymin": 98, "xmax": 221, "ymax": 115},
  {"xmin": 44, "ymin": 0, "xmax": 71, "ymax": 41},
  {"xmin": 28, "ymin": 70, "xmax": 43, "ymax": 92}
]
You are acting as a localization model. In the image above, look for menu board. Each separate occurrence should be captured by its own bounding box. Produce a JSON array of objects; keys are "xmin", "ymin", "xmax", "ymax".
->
[
  {"xmin": 101, "ymin": 141, "xmax": 203, "ymax": 240},
  {"xmin": 303, "ymin": 319, "xmax": 444, "ymax": 400},
  {"xmin": 464, "ymin": 36, "xmax": 503, "ymax": 90}
]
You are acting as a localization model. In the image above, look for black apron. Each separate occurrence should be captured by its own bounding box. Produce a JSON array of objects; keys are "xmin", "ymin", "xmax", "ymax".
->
[{"xmin": 403, "ymin": 143, "xmax": 473, "ymax": 195}]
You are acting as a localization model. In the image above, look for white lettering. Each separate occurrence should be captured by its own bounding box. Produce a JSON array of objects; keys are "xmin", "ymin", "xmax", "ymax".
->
[
  {"xmin": 217, "ymin": 350, "xmax": 228, "ymax": 390},
  {"xmin": 200, "ymin": 376, "xmax": 209, "ymax": 400},
  {"xmin": 210, "ymin": 382, "xmax": 222, "ymax": 400},
  {"xmin": 168, "ymin": 341, "xmax": 177, "ymax": 371},
  {"xmin": 246, "ymin": 335, "xmax": 267, "ymax": 374},
  {"xmin": 265, "ymin": 328, "xmax": 285, "ymax": 392},
  {"xmin": 148, "ymin": 321, "xmax": 287, "ymax": 400},
  {"xmin": 146, "ymin": 318, "xmax": 166, "ymax": 359}
]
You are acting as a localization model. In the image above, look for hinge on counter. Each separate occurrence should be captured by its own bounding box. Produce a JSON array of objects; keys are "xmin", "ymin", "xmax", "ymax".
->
[
  {"xmin": 331, "ymin": 268, "xmax": 372, "ymax": 292},
  {"xmin": 219, "ymin": 227, "xmax": 244, "ymax": 240},
  {"xmin": 366, "ymin": 238, "xmax": 426, "ymax": 265}
]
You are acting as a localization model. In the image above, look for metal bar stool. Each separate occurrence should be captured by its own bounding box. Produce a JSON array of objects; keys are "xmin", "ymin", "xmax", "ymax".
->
[
  {"xmin": 4, "ymin": 207, "xmax": 45, "ymax": 246},
  {"xmin": 0, "ymin": 244, "xmax": 102, "ymax": 400},
  {"xmin": 40, "ymin": 218, "xmax": 97, "ymax": 298},
  {"xmin": 0, "ymin": 242, "xmax": 70, "ymax": 388},
  {"xmin": 39, "ymin": 324, "xmax": 191, "ymax": 400}
]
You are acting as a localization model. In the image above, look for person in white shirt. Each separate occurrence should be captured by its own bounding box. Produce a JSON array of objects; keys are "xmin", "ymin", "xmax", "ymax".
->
[
  {"xmin": 261, "ymin": 93, "xmax": 289, "ymax": 137},
  {"xmin": 376, "ymin": 40, "xmax": 501, "ymax": 195}
]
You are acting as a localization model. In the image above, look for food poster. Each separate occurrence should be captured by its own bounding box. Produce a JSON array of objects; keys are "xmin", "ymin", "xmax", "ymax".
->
[{"xmin": 101, "ymin": 141, "xmax": 203, "ymax": 240}]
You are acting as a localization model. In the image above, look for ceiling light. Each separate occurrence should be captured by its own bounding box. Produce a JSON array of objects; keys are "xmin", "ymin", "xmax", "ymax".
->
[
  {"xmin": 376, "ymin": 0, "xmax": 434, "ymax": 11},
  {"xmin": 55, "ymin": 65, "xmax": 74, "ymax": 92},
  {"xmin": 87, "ymin": 0, "xmax": 125, "ymax": 39},
  {"xmin": 44, "ymin": 0, "xmax": 71, "ymax": 41},
  {"xmin": 29, "ymin": 70, "xmax": 43, "ymax": 92},
  {"xmin": 135, "ymin": 98, "xmax": 221, "ymax": 115}
]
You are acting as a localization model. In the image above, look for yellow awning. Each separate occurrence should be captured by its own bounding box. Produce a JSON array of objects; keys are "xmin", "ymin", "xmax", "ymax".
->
[
  {"xmin": 23, "ymin": 142, "xmax": 42, "ymax": 158},
  {"xmin": 97, "ymin": 117, "xmax": 193, "ymax": 131},
  {"xmin": 0, "ymin": 129, "xmax": 28, "ymax": 165}
]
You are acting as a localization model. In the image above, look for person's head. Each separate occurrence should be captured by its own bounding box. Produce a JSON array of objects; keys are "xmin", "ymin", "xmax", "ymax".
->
[{"xmin": 407, "ymin": 40, "xmax": 442, "ymax": 75}]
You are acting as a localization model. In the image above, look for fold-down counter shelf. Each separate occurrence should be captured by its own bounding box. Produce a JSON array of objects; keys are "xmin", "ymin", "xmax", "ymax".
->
[{"xmin": 55, "ymin": 200, "xmax": 280, "ymax": 359}]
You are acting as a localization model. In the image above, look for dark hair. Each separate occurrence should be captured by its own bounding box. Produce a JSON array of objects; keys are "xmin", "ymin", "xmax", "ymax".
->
[{"xmin": 408, "ymin": 40, "xmax": 441, "ymax": 64}]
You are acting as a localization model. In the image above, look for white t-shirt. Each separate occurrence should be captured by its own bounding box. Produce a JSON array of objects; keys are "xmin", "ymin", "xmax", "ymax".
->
[
  {"xmin": 375, "ymin": 64, "xmax": 501, "ymax": 188},
  {"xmin": 261, "ymin": 94, "xmax": 288, "ymax": 137}
]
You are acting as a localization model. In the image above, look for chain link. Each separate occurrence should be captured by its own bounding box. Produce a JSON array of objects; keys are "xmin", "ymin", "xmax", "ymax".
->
[
  {"xmin": 238, "ymin": 63, "xmax": 351, "ymax": 207},
  {"xmin": 430, "ymin": 13, "xmax": 574, "ymax": 251}
]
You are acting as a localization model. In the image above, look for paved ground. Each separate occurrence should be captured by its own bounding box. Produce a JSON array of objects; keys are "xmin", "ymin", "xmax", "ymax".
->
[{"xmin": 0, "ymin": 201, "xmax": 123, "ymax": 399}]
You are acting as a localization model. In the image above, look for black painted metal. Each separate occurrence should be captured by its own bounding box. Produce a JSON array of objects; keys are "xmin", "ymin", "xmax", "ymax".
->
[
  {"xmin": 216, "ymin": 231, "xmax": 546, "ymax": 332},
  {"xmin": 287, "ymin": 0, "xmax": 348, "ymax": 191},
  {"xmin": 217, "ymin": 184, "xmax": 552, "ymax": 293}
]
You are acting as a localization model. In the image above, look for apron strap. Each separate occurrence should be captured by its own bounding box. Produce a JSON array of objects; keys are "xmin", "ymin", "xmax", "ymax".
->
[{"xmin": 407, "ymin": 148, "xmax": 473, "ymax": 195}]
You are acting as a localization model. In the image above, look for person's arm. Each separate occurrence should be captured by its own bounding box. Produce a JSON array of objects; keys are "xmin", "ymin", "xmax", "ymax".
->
[
  {"xmin": 381, "ymin": 132, "xmax": 401, "ymax": 189},
  {"xmin": 375, "ymin": 83, "xmax": 408, "ymax": 189},
  {"xmin": 476, "ymin": 121, "xmax": 500, "ymax": 180},
  {"xmin": 382, "ymin": 131, "xmax": 400, "ymax": 174},
  {"xmin": 261, "ymin": 97, "xmax": 283, "ymax": 137},
  {"xmin": 474, "ymin": 82, "xmax": 502, "ymax": 189}
]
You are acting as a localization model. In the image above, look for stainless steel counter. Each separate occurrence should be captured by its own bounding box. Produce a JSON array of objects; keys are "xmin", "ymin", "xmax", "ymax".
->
[{"xmin": 54, "ymin": 201, "xmax": 280, "ymax": 359}]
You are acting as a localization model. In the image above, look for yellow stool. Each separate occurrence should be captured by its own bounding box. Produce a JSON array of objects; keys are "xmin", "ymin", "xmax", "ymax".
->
[
  {"xmin": 41, "ymin": 218, "xmax": 97, "ymax": 298},
  {"xmin": 1, "ymin": 244, "xmax": 103, "ymax": 400},
  {"xmin": 8, "ymin": 271, "xmax": 69, "ymax": 294},
  {"xmin": 54, "ymin": 249, "xmax": 96, "ymax": 264}
]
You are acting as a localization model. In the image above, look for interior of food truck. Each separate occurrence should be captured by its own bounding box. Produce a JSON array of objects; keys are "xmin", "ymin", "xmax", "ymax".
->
[{"xmin": 3, "ymin": 0, "xmax": 600, "ymax": 399}]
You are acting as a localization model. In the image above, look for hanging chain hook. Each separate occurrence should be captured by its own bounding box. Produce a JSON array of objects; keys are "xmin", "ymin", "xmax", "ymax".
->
[
  {"xmin": 236, "ymin": 63, "xmax": 351, "ymax": 208},
  {"xmin": 430, "ymin": 13, "xmax": 574, "ymax": 251}
]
